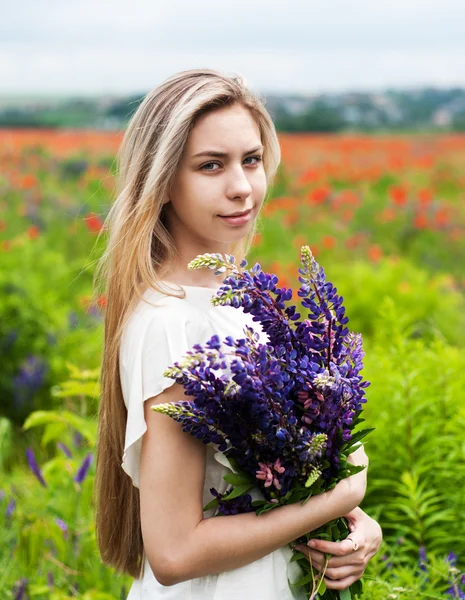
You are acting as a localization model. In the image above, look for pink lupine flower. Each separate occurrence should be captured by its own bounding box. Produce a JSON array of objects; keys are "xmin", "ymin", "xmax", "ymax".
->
[
  {"xmin": 256, "ymin": 462, "xmax": 274, "ymax": 487},
  {"xmin": 273, "ymin": 458, "xmax": 285, "ymax": 474}
]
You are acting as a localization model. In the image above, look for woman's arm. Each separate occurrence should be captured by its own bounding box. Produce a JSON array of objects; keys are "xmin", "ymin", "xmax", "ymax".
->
[{"xmin": 139, "ymin": 382, "xmax": 368, "ymax": 586}]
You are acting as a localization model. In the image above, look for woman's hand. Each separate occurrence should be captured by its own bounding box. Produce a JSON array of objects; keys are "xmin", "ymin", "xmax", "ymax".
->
[{"xmin": 294, "ymin": 507, "xmax": 383, "ymax": 591}]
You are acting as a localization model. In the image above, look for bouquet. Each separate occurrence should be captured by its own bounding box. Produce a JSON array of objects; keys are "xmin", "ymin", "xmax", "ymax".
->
[{"xmin": 152, "ymin": 246, "xmax": 372, "ymax": 600}]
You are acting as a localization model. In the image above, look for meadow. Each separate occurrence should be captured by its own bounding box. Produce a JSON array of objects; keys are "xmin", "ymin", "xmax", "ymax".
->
[{"xmin": 1, "ymin": 128, "xmax": 465, "ymax": 599}]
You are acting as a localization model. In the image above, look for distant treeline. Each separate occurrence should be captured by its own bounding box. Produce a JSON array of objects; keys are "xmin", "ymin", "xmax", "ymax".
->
[{"xmin": 1, "ymin": 87, "xmax": 465, "ymax": 132}]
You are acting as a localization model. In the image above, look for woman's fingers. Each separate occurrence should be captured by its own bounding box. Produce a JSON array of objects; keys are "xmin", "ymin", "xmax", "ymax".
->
[
  {"xmin": 307, "ymin": 532, "xmax": 366, "ymax": 558},
  {"xmin": 321, "ymin": 563, "xmax": 365, "ymax": 582},
  {"xmin": 294, "ymin": 543, "xmax": 366, "ymax": 589},
  {"xmin": 323, "ymin": 572, "xmax": 365, "ymax": 591}
]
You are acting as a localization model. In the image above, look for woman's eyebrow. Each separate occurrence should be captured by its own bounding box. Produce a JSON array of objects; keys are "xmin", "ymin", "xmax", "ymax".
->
[{"xmin": 192, "ymin": 145, "xmax": 263, "ymax": 159}]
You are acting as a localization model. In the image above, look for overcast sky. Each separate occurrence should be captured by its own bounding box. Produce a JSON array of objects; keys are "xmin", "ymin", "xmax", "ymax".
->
[{"xmin": 1, "ymin": 0, "xmax": 464, "ymax": 97}]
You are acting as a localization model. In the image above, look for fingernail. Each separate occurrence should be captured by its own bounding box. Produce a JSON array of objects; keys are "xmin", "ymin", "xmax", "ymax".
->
[{"xmin": 308, "ymin": 540, "xmax": 317, "ymax": 548}]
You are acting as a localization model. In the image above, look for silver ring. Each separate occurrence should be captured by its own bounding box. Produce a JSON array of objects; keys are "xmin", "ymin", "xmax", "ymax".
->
[{"xmin": 347, "ymin": 536, "xmax": 359, "ymax": 552}]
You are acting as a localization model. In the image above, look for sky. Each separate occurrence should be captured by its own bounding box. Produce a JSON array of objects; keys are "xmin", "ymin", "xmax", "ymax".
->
[{"xmin": 1, "ymin": 0, "xmax": 465, "ymax": 97}]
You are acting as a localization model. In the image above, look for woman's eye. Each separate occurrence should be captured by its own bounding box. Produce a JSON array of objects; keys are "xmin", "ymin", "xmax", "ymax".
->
[
  {"xmin": 201, "ymin": 162, "xmax": 219, "ymax": 171},
  {"xmin": 201, "ymin": 155, "xmax": 262, "ymax": 171},
  {"xmin": 244, "ymin": 155, "xmax": 263, "ymax": 166}
]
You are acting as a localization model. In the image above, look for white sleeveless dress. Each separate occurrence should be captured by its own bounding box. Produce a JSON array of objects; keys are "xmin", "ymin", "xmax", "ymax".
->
[{"xmin": 119, "ymin": 283, "xmax": 306, "ymax": 600}]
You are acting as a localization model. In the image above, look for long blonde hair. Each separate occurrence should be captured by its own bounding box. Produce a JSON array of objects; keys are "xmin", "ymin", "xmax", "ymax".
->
[{"xmin": 93, "ymin": 68, "xmax": 281, "ymax": 578}]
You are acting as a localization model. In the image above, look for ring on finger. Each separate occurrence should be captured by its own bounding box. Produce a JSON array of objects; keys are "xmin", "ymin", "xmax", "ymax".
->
[{"xmin": 346, "ymin": 536, "xmax": 359, "ymax": 552}]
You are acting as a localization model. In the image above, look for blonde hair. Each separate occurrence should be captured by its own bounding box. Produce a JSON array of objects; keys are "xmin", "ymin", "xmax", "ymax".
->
[{"xmin": 93, "ymin": 68, "xmax": 281, "ymax": 578}]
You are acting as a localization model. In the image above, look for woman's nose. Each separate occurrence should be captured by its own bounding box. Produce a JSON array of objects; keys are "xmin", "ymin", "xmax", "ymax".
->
[{"xmin": 227, "ymin": 165, "xmax": 253, "ymax": 199}]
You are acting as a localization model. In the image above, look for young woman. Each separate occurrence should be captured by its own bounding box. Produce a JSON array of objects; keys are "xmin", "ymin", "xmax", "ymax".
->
[{"xmin": 94, "ymin": 68, "xmax": 382, "ymax": 599}]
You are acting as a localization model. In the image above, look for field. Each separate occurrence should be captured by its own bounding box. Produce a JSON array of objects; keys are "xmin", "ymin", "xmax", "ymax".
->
[{"xmin": 1, "ymin": 128, "xmax": 465, "ymax": 599}]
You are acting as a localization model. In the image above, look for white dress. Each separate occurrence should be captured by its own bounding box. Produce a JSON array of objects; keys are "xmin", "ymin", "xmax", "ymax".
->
[{"xmin": 119, "ymin": 283, "xmax": 306, "ymax": 600}]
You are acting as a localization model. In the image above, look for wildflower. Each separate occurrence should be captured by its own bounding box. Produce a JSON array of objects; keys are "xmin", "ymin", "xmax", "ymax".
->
[
  {"xmin": 389, "ymin": 185, "xmax": 408, "ymax": 207},
  {"xmin": 6, "ymin": 498, "xmax": 15, "ymax": 518},
  {"xmin": 68, "ymin": 312, "xmax": 79, "ymax": 330},
  {"xmin": 83, "ymin": 212, "xmax": 103, "ymax": 234},
  {"xmin": 47, "ymin": 572, "xmax": 54, "ymax": 587},
  {"xmin": 74, "ymin": 453, "xmax": 93, "ymax": 484},
  {"xmin": 13, "ymin": 355, "xmax": 48, "ymax": 409},
  {"xmin": 55, "ymin": 517, "xmax": 69, "ymax": 539},
  {"xmin": 368, "ymin": 244, "xmax": 383, "ymax": 263},
  {"xmin": 418, "ymin": 188, "xmax": 433, "ymax": 206},
  {"xmin": 413, "ymin": 213, "xmax": 428, "ymax": 229},
  {"xmin": 26, "ymin": 447, "xmax": 47, "ymax": 487},
  {"xmin": 27, "ymin": 225, "xmax": 40, "ymax": 239},
  {"xmin": 434, "ymin": 207, "xmax": 449, "ymax": 228},
  {"xmin": 56, "ymin": 442, "xmax": 72, "ymax": 458},
  {"xmin": 20, "ymin": 173, "xmax": 37, "ymax": 189},
  {"xmin": 379, "ymin": 207, "xmax": 395, "ymax": 223},
  {"xmin": 73, "ymin": 431, "xmax": 84, "ymax": 447},
  {"xmin": 308, "ymin": 186, "xmax": 330, "ymax": 205},
  {"xmin": 321, "ymin": 235, "xmax": 336, "ymax": 250},
  {"xmin": 419, "ymin": 545, "xmax": 427, "ymax": 572},
  {"xmin": 97, "ymin": 294, "xmax": 107, "ymax": 309},
  {"xmin": 12, "ymin": 578, "xmax": 28, "ymax": 600}
]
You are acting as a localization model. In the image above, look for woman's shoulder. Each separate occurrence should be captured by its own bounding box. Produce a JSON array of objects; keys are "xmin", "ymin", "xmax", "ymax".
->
[
  {"xmin": 120, "ymin": 286, "xmax": 217, "ymax": 363},
  {"xmin": 132, "ymin": 285, "xmax": 204, "ymax": 317}
]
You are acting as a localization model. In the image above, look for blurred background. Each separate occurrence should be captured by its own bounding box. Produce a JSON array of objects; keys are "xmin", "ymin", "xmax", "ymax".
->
[{"xmin": 1, "ymin": 1, "xmax": 465, "ymax": 598}]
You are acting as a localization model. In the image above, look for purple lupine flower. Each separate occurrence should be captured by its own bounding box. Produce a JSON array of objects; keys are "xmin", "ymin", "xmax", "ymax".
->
[
  {"xmin": 380, "ymin": 553, "xmax": 393, "ymax": 570},
  {"xmin": 13, "ymin": 354, "xmax": 48, "ymax": 408},
  {"xmin": 13, "ymin": 578, "xmax": 28, "ymax": 600},
  {"xmin": 418, "ymin": 545, "xmax": 428, "ymax": 571},
  {"xmin": 6, "ymin": 498, "xmax": 15, "ymax": 518},
  {"xmin": 26, "ymin": 447, "xmax": 47, "ymax": 487},
  {"xmin": 56, "ymin": 442, "xmax": 72, "ymax": 458},
  {"xmin": 47, "ymin": 333, "xmax": 57, "ymax": 346},
  {"xmin": 210, "ymin": 487, "xmax": 254, "ymax": 516},
  {"xmin": 47, "ymin": 571, "xmax": 54, "ymax": 587},
  {"xmin": 419, "ymin": 545, "xmax": 428, "ymax": 572},
  {"xmin": 55, "ymin": 517, "xmax": 69, "ymax": 539},
  {"xmin": 447, "ymin": 552, "xmax": 458, "ymax": 567},
  {"xmin": 68, "ymin": 311, "xmax": 79, "ymax": 330},
  {"xmin": 74, "ymin": 453, "xmax": 93, "ymax": 484},
  {"xmin": 73, "ymin": 431, "xmax": 83, "ymax": 448},
  {"xmin": 446, "ymin": 585, "xmax": 465, "ymax": 599}
]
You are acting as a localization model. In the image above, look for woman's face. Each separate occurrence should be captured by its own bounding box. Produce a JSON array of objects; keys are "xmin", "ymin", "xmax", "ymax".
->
[{"xmin": 164, "ymin": 103, "xmax": 267, "ymax": 259}]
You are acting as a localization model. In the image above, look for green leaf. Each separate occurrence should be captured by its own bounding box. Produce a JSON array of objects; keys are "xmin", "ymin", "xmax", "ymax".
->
[
  {"xmin": 317, "ymin": 578, "xmax": 326, "ymax": 595},
  {"xmin": 289, "ymin": 571, "xmax": 314, "ymax": 586},
  {"xmin": 339, "ymin": 588, "xmax": 351, "ymax": 600},
  {"xmin": 23, "ymin": 410, "xmax": 97, "ymax": 445},
  {"xmin": 222, "ymin": 484, "xmax": 255, "ymax": 500},
  {"xmin": 41, "ymin": 422, "xmax": 66, "ymax": 446},
  {"xmin": 350, "ymin": 579, "xmax": 363, "ymax": 597},
  {"xmin": 202, "ymin": 497, "xmax": 219, "ymax": 512},
  {"xmin": 342, "ymin": 428, "xmax": 375, "ymax": 452},
  {"xmin": 223, "ymin": 472, "xmax": 255, "ymax": 486}
]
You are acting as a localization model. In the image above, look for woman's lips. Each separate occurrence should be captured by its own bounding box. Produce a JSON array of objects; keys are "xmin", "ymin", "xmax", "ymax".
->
[{"xmin": 218, "ymin": 208, "xmax": 252, "ymax": 226}]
